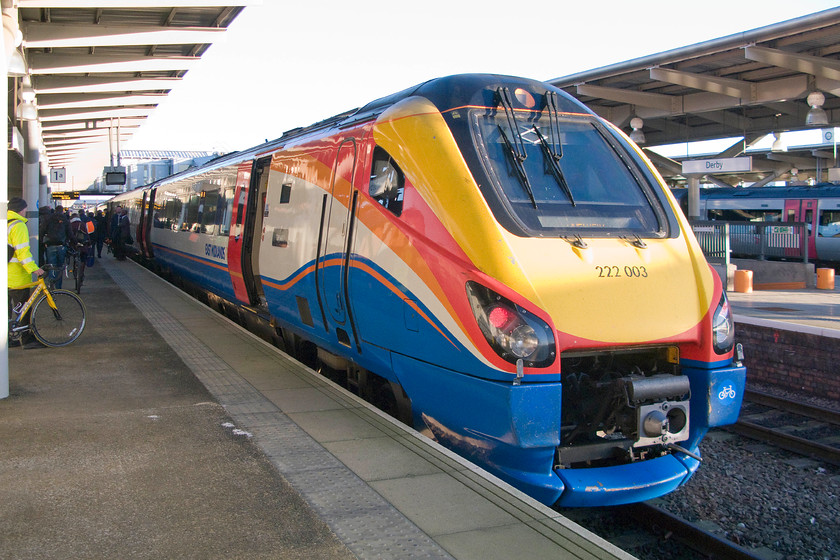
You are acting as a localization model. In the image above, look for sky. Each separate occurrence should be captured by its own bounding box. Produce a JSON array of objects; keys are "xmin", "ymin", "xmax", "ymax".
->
[{"xmin": 124, "ymin": 0, "xmax": 840, "ymax": 156}]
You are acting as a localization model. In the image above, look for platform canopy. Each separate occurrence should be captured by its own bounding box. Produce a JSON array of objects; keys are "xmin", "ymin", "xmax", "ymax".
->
[
  {"xmin": 7, "ymin": 1, "xmax": 255, "ymax": 187},
  {"xmin": 548, "ymin": 7, "xmax": 840, "ymax": 187}
]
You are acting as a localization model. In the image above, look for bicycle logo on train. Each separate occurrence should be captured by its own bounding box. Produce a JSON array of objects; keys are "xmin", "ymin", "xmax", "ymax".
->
[{"xmin": 718, "ymin": 385, "xmax": 737, "ymax": 400}]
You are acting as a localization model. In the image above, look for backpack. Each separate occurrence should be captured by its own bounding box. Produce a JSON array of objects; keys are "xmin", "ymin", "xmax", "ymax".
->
[
  {"xmin": 44, "ymin": 214, "xmax": 68, "ymax": 245},
  {"xmin": 72, "ymin": 221, "xmax": 90, "ymax": 245}
]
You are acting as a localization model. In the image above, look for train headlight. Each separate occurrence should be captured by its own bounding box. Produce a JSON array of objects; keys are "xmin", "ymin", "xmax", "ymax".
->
[
  {"xmin": 712, "ymin": 293, "xmax": 735, "ymax": 354},
  {"xmin": 466, "ymin": 281, "xmax": 555, "ymax": 368},
  {"xmin": 509, "ymin": 324, "xmax": 539, "ymax": 357}
]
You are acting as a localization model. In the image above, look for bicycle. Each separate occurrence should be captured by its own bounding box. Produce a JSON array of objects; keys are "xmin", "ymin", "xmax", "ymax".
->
[
  {"xmin": 8, "ymin": 265, "xmax": 86, "ymax": 348},
  {"xmin": 64, "ymin": 244, "xmax": 88, "ymax": 294}
]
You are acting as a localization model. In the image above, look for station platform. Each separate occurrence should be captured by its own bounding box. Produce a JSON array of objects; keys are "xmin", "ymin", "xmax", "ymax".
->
[
  {"xmin": 730, "ymin": 282, "xmax": 840, "ymax": 335},
  {"xmin": 0, "ymin": 258, "xmax": 632, "ymax": 560}
]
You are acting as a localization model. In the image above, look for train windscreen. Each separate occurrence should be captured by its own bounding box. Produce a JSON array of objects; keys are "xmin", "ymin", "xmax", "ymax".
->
[{"xmin": 470, "ymin": 109, "xmax": 668, "ymax": 238}]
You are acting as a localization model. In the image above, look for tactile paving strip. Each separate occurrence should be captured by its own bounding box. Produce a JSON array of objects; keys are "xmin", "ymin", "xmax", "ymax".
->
[{"xmin": 106, "ymin": 263, "xmax": 454, "ymax": 560}]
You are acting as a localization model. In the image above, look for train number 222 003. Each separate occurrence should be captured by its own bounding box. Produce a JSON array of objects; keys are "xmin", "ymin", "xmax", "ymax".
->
[{"xmin": 596, "ymin": 265, "xmax": 649, "ymax": 278}]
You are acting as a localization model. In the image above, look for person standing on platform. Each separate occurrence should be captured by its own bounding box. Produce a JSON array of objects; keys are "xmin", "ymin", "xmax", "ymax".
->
[
  {"xmin": 112, "ymin": 207, "xmax": 131, "ymax": 261},
  {"xmin": 86, "ymin": 211, "xmax": 97, "ymax": 252},
  {"xmin": 42, "ymin": 204, "xmax": 72, "ymax": 289},
  {"xmin": 109, "ymin": 206, "xmax": 121, "ymax": 237},
  {"xmin": 37, "ymin": 205, "xmax": 51, "ymax": 264},
  {"xmin": 69, "ymin": 212, "xmax": 91, "ymax": 293},
  {"xmin": 94, "ymin": 209, "xmax": 107, "ymax": 258},
  {"xmin": 7, "ymin": 197, "xmax": 45, "ymax": 348}
]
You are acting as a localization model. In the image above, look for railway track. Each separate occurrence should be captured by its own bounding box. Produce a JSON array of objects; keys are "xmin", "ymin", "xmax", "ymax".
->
[
  {"xmin": 564, "ymin": 389, "xmax": 840, "ymax": 558},
  {"xmin": 729, "ymin": 388, "xmax": 840, "ymax": 466},
  {"xmin": 562, "ymin": 502, "xmax": 766, "ymax": 559},
  {"xmin": 622, "ymin": 503, "xmax": 766, "ymax": 560}
]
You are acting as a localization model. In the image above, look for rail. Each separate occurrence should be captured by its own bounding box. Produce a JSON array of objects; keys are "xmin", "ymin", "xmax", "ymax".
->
[
  {"xmin": 621, "ymin": 503, "xmax": 766, "ymax": 560},
  {"xmin": 690, "ymin": 220, "xmax": 809, "ymax": 265},
  {"xmin": 729, "ymin": 389, "xmax": 840, "ymax": 467}
]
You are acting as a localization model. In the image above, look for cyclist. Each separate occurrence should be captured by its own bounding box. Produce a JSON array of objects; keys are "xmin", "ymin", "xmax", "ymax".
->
[
  {"xmin": 7, "ymin": 197, "xmax": 44, "ymax": 348},
  {"xmin": 42, "ymin": 204, "xmax": 72, "ymax": 289}
]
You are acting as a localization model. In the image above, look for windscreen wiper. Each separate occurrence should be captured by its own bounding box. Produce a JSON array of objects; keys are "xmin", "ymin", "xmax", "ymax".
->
[
  {"xmin": 545, "ymin": 91, "xmax": 564, "ymax": 159},
  {"xmin": 535, "ymin": 91, "xmax": 575, "ymax": 206},
  {"xmin": 533, "ymin": 124, "xmax": 575, "ymax": 207},
  {"xmin": 498, "ymin": 126, "xmax": 537, "ymax": 208},
  {"xmin": 495, "ymin": 87, "xmax": 537, "ymax": 208}
]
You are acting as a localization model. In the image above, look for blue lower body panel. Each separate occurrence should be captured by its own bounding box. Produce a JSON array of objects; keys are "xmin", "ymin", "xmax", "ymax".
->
[
  {"xmin": 391, "ymin": 352, "xmax": 567, "ymax": 505},
  {"xmin": 390, "ymin": 351, "xmax": 745, "ymax": 507},
  {"xmin": 685, "ymin": 363, "xmax": 746, "ymax": 429},
  {"xmin": 554, "ymin": 454, "xmax": 699, "ymax": 507}
]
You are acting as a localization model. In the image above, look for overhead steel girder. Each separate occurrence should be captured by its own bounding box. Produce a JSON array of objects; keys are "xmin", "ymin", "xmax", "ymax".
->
[
  {"xmin": 641, "ymin": 149, "xmax": 683, "ymax": 175},
  {"xmin": 37, "ymin": 93, "xmax": 168, "ymax": 110},
  {"xmin": 581, "ymin": 75, "xmax": 809, "ymax": 120},
  {"xmin": 42, "ymin": 125, "xmax": 140, "ymax": 138},
  {"xmin": 21, "ymin": 22, "xmax": 226, "ymax": 48},
  {"xmin": 33, "ymin": 76, "xmax": 182, "ymax": 95},
  {"xmin": 649, "ymin": 67, "xmax": 755, "ymax": 100},
  {"xmin": 16, "ymin": 1, "xmax": 258, "ymax": 6},
  {"xmin": 44, "ymin": 136, "xmax": 131, "ymax": 148},
  {"xmin": 715, "ymin": 134, "xmax": 768, "ymax": 158},
  {"xmin": 744, "ymin": 45, "xmax": 840, "ymax": 81},
  {"xmin": 28, "ymin": 53, "xmax": 199, "ymax": 74},
  {"xmin": 765, "ymin": 153, "xmax": 820, "ymax": 168},
  {"xmin": 38, "ymin": 107, "xmax": 155, "ymax": 122},
  {"xmin": 47, "ymin": 145, "xmax": 94, "ymax": 154},
  {"xmin": 39, "ymin": 117, "xmax": 148, "ymax": 131},
  {"xmin": 691, "ymin": 109, "xmax": 753, "ymax": 133},
  {"xmin": 576, "ymin": 84, "xmax": 678, "ymax": 112}
]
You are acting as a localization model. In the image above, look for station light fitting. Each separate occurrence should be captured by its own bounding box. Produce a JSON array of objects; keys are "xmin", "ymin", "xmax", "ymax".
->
[
  {"xmin": 7, "ymin": 49, "xmax": 26, "ymax": 76},
  {"xmin": 805, "ymin": 91, "xmax": 829, "ymax": 127},
  {"xmin": 16, "ymin": 100, "xmax": 37, "ymax": 121},
  {"xmin": 629, "ymin": 117, "xmax": 646, "ymax": 145},
  {"xmin": 20, "ymin": 75, "xmax": 35, "ymax": 102}
]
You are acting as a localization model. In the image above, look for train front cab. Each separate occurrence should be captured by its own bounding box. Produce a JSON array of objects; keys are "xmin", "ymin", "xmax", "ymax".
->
[{"xmin": 360, "ymin": 78, "xmax": 748, "ymax": 507}]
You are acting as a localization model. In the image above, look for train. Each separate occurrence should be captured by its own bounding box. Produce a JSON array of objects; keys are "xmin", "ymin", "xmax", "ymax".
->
[
  {"xmin": 675, "ymin": 184, "xmax": 840, "ymax": 264},
  {"xmin": 107, "ymin": 74, "xmax": 746, "ymax": 508}
]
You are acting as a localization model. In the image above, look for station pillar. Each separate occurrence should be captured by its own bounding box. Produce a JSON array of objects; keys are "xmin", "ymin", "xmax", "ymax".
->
[{"xmin": 687, "ymin": 176, "xmax": 701, "ymax": 221}]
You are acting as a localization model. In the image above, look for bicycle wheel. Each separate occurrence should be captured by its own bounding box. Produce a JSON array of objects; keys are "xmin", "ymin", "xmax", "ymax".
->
[
  {"xmin": 63, "ymin": 251, "xmax": 75, "ymax": 287},
  {"xmin": 30, "ymin": 289, "xmax": 86, "ymax": 347},
  {"xmin": 75, "ymin": 257, "xmax": 84, "ymax": 294}
]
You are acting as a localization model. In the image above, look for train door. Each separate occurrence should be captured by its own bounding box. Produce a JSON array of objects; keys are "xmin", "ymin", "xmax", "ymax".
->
[
  {"xmin": 138, "ymin": 191, "xmax": 150, "ymax": 257},
  {"xmin": 227, "ymin": 162, "xmax": 252, "ymax": 303},
  {"xmin": 144, "ymin": 188, "xmax": 156, "ymax": 258},
  {"xmin": 785, "ymin": 198, "xmax": 817, "ymax": 259},
  {"xmin": 244, "ymin": 157, "xmax": 271, "ymax": 308},
  {"xmin": 317, "ymin": 138, "xmax": 358, "ymax": 347},
  {"xmin": 226, "ymin": 157, "xmax": 269, "ymax": 308}
]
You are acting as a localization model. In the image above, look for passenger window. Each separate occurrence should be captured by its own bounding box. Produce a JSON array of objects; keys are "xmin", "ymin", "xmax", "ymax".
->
[
  {"xmin": 819, "ymin": 210, "xmax": 840, "ymax": 237},
  {"xmin": 185, "ymin": 194, "xmax": 201, "ymax": 232},
  {"xmin": 218, "ymin": 187, "xmax": 235, "ymax": 236},
  {"xmin": 161, "ymin": 194, "xmax": 183, "ymax": 231},
  {"xmin": 369, "ymin": 147, "xmax": 404, "ymax": 216},
  {"xmin": 201, "ymin": 190, "xmax": 220, "ymax": 235}
]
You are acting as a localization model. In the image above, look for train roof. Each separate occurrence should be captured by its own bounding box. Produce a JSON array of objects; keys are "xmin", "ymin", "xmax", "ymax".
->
[
  {"xmin": 672, "ymin": 184, "xmax": 840, "ymax": 200},
  {"xmin": 109, "ymin": 74, "xmax": 592, "ymax": 200},
  {"xmin": 273, "ymin": 74, "xmax": 590, "ymax": 147}
]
